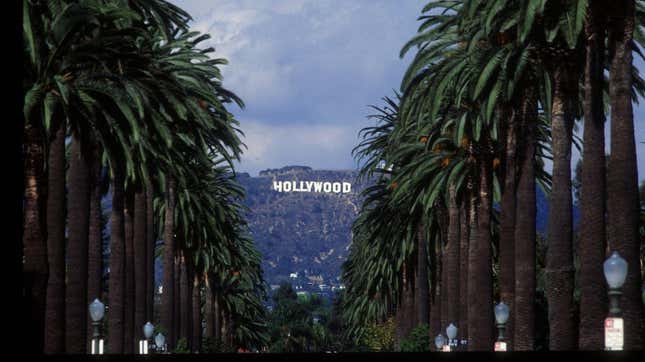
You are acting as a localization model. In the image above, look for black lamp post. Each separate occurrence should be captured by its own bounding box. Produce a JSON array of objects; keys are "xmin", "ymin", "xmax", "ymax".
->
[
  {"xmin": 88, "ymin": 299, "xmax": 105, "ymax": 354},
  {"xmin": 155, "ymin": 333, "xmax": 167, "ymax": 353},
  {"xmin": 434, "ymin": 333, "xmax": 445, "ymax": 352},
  {"xmin": 494, "ymin": 302, "xmax": 509, "ymax": 351},
  {"xmin": 603, "ymin": 251, "xmax": 628, "ymax": 351},
  {"xmin": 446, "ymin": 323, "xmax": 458, "ymax": 351},
  {"xmin": 139, "ymin": 322, "xmax": 154, "ymax": 354}
]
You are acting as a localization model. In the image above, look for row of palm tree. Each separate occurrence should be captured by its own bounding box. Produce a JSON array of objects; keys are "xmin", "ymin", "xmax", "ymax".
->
[
  {"xmin": 343, "ymin": 0, "xmax": 644, "ymax": 351},
  {"xmin": 22, "ymin": 0, "xmax": 267, "ymax": 354}
]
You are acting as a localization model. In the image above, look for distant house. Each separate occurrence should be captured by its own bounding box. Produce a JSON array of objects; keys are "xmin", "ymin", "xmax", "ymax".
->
[
  {"xmin": 307, "ymin": 275, "xmax": 324, "ymax": 284},
  {"xmin": 318, "ymin": 284, "xmax": 329, "ymax": 291},
  {"xmin": 289, "ymin": 272, "xmax": 298, "ymax": 279}
]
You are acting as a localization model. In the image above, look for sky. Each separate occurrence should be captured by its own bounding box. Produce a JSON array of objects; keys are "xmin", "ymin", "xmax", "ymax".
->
[{"xmin": 171, "ymin": 0, "xmax": 644, "ymax": 182}]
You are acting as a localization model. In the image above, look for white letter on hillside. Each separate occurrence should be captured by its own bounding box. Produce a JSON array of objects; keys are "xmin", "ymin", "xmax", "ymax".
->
[
  {"xmin": 323, "ymin": 182, "xmax": 332, "ymax": 193},
  {"xmin": 273, "ymin": 181, "xmax": 282, "ymax": 192},
  {"xmin": 342, "ymin": 182, "xmax": 351, "ymax": 193},
  {"xmin": 332, "ymin": 182, "xmax": 341, "ymax": 193}
]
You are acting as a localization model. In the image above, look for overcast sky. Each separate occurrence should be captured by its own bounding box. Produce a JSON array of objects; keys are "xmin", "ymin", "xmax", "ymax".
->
[{"xmin": 171, "ymin": 0, "xmax": 644, "ymax": 182}]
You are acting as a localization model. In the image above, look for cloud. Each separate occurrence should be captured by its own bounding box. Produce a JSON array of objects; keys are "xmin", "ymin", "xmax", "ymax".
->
[
  {"xmin": 173, "ymin": 0, "xmax": 423, "ymax": 120},
  {"xmin": 235, "ymin": 119, "xmax": 360, "ymax": 175}
]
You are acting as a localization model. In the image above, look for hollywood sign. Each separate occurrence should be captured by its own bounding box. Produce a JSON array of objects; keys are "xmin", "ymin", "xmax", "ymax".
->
[{"xmin": 272, "ymin": 180, "xmax": 352, "ymax": 194}]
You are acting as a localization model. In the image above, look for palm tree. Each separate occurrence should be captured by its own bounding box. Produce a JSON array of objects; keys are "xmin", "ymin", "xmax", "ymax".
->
[
  {"xmin": 578, "ymin": 0, "xmax": 608, "ymax": 349},
  {"xmin": 123, "ymin": 188, "xmax": 135, "ymax": 353},
  {"xmin": 145, "ymin": 179, "xmax": 155, "ymax": 322},
  {"xmin": 66, "ymin": 136, "xmax": 92, "ymax": 353},
  {"xmin": 45, "ymin": 112, "xmax": 66, "ymax": 353},
  {"xmin": 498, "ymin": 107, "xmax": 517, "ymax": 348},
  {"xmin": 445, "ymin": 185, "xmax": 460, "ymax": 330},
  {"xmin": 514, "ymin": 92, "xmax": 538, "ymax": 351},
  {"xmin": 23, "ymin": 110, "xmax": 48, "ymax": 355},
  {"xmin": 161, "ymin": 176, "xmax": 177, "ymax": 348},
  {"xmin": 179, "ymin": 251, "xmax": 191, "ymax": 348},
  {"xmin": 545, "ymin": 58, "xmax": 577, "ymax": 351},
  {"xmin": 87, "ymin": 144, "xmax": 104, "ymax": 351},
  {"xmin": 458, "ymin": 202, "xmax": 469, "ymax": 341},
  {"xmin": 414, "ymin": 220, "xmax": 429, "ymax": 327},
  {"xmin": 23, "ymin": 0, "xmax": 59, "ymax": 351},
  {"xmin": 133, "ymin": 184, "xmax": 147, "ymax": 347},
  {"xmin": 606, "ymin": 0, "xmax": 644, "ymax": 349},
  {"xmin": 468, "ymin": 147, "xmax": 495, "ymax": 350},
  {"xmin": 107, "ymin": 157, "xmax": 126, "ymax": 353}
]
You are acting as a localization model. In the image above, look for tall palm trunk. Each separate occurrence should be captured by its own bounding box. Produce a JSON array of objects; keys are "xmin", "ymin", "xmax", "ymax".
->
[
  {"xmin": 123, "ymin": 190, "xmax": 135, "ymax": 353},
  {"xmin": 204, "ymin": 274, "xmax": 214, "ymax": 339},
  {"xmin": 226, "ymin": 310, "xmax": 234, "ymax": 348},
  {"xmin": 546, "ymin": 65, "xmax": 576, "ymax": 351},
  {"xmin": 395, "ymin": 262, "xmax": 414, "ymax": 345},
  {"xmin": 467, "ymin": 157, "xmax": 494, "ymax": 350},
  {"xmin": 145, "ymin": 180, "xmax": 154, "ymax": 322},
  {"xmin": 87, "ymin": 145, "xmax": 103, "ymax": 352},
  {"xmin": 107, "ymin": 161, "xmax": 126, "ymax": 353},
  {"xmin": 191, "ymin": 273, "xmax": 202, "ymax": 353},
  {"xmin": 415, "ymin": 219, "xmax": 429, "ymax": 326},
  {"xmin": 458, "ymin": 202, "xmax": 469, "ymax": 341},
  {"xmin": 23, "ymin": 122, "xmax": 48, "ymax": 353},
  {"xmin": 134, "ymin": 186, "xmax": 147, "ymax": 341},
  {"xmin": 66, "ymin": 137, "xmax": 91, "ymax": 353},
  {"xmin": 180, "ymin": 252, "xmax": 191, "ymax": 346},
  {"xmin": 214, "ymin": 289, "xmax": 221, "ymax": 344},
  {"xmin": 514, "ymin": 94, "xmax": 537, "ymax": 351},
  {"xmin": 174, "ymin": 253, "xmax": 181, "ymax": 346},
  {"xmin": 44, "ymin": 117, "xmax": 65, "ymax": 353},
  {"xmin": 578, "ymin": 2, "xmax": 608, "ymax": 349},
  {"xmin": 161, "ymin": 177, "xmax": 177, "ymax": 348},
  {"xmin": 445, "ymin": 184, "xmax": 460, "ymax": 329},
  {"xmin": 437, "ymin": 205, "xmax": 449, "ymax": 334},
  {"xmin": 429, "ymin": 230, "xmax": 441, "ymax": 338},
  {"xmin": 440, "ymin": 241, "xmax": 449, "ymax": 333},
  {"xmin": 499, "ymin": 110, "xmax": 517, "ymax": 349},
  {"xmin": 607, "ymin": 0, "xmax": 644, "ymax": 349},
  {"xmin": 221, "ymin": 308, "xmax": 229, "ymax": 349}
]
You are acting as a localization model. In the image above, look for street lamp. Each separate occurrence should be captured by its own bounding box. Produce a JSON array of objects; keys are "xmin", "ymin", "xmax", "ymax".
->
[
  {"xmin": 155, "ymin": 333, "xmax": 166, "ymax": 353},
  {"xmin": 603, "ymin": 251, "xmax": 628, "ymax": 351},
  {"xmin": 494, "ymin": 302, "xmax": 509, "ymax": 351},
  {"xmin": 446, "ymin": 323, "xmax": 458, "ymax": 351},
  {"xmin": 89, "ymin": 299, "xmax": 105, "ymax": 355},
  {"xmin": 139, "ymin": 322, "xmax": 154, "ymax": 354},
  {"xmin": 434, "ymin": 334, "xmax": 445, "ymax": 352}
]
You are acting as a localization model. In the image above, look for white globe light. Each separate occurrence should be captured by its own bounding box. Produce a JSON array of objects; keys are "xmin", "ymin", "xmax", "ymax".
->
[
  {"xmin": 494, "ymin": 302, "xmax": 510, "ymax": 324},
  {"xmin": 603, "ymin": 251, "xmax": 628, "ymax": 289},
  {"xmin": 446, "ymin": 323, "xmax": 458, "ymax": 340},
  {"xmin": 155, "ymin": 333, "xmax": 165, "ymax": 348},
  {"xmin": 143, "ymin": 322, "xmax": 154, "ymax": 339},
  {"xmin": 434, "ymin": 334, "xmax": 445, "ymax": 349},
  {"xmin": 89, "ymin": 299, "xmax": 105, "ymax": 322}
]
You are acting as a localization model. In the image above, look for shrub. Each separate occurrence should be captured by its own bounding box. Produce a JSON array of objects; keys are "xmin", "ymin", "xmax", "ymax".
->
[{"xmin": 399, "ymin": 324, "xmax": 430, "ymax": 352}]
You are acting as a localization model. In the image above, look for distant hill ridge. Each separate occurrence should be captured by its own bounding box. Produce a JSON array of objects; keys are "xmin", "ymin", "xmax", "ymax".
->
[{"xmin": 238, "ymin": 166, "xmax": 368, "ymax": 288}]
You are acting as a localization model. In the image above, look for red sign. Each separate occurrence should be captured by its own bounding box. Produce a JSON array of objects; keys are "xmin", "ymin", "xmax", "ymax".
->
[
  {"xmin": 605, "ymin": 317, "xmax": 624, "ymax": 350},
  {"xmin": 494, "ymin": 341, "xmax": 507, "ymax": 351}
]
